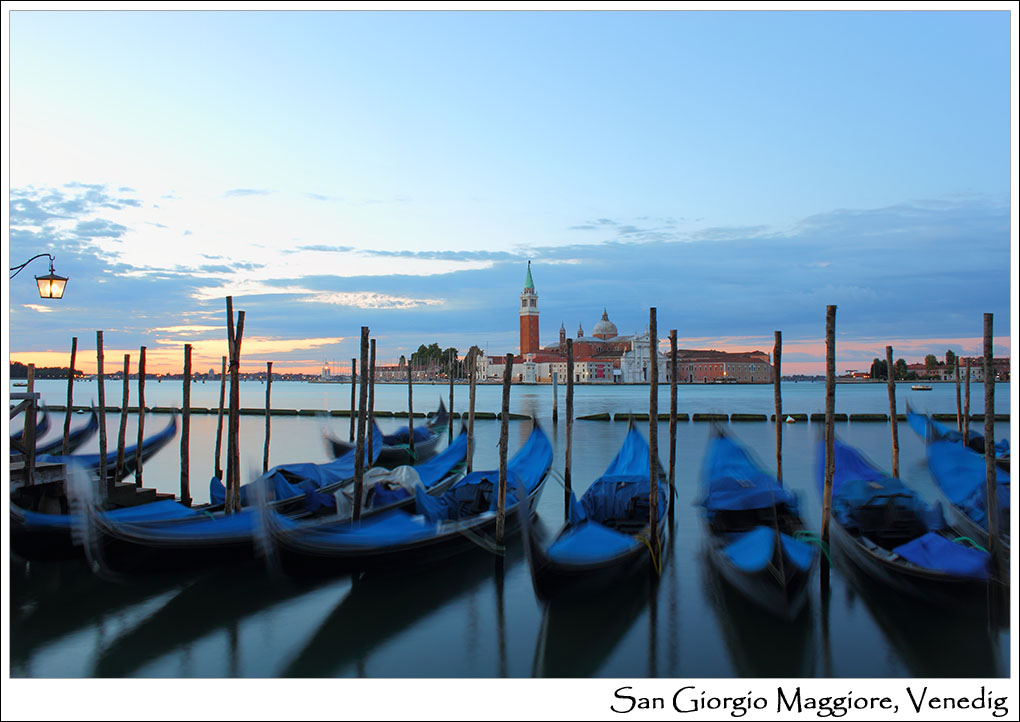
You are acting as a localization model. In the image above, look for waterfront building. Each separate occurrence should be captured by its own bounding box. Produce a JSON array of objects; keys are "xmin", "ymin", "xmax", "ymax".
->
[{"xmin": 491, "ymin": 262, "xmax": 775, "ymax": 384}]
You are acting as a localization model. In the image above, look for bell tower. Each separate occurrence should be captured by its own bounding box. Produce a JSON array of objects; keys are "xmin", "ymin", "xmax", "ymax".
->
[{"xmin": 520, "ymin": 261, "xmax": 539, "ymax": 358}]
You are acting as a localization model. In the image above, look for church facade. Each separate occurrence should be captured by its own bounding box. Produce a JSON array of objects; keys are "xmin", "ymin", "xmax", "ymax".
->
[{"xmin": 480, "ymin": 263, "xmax": 774, "ymax": 384}]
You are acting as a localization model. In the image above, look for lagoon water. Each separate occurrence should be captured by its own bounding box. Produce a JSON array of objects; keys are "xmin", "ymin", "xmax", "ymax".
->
[{"xmin": 9, "ymin": 380, "xmax": 1013, "ymax": 679}]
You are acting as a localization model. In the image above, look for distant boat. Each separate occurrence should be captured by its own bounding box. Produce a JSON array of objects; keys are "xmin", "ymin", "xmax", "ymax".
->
[{"xmin": 911, "ymin": 384, "xmax": 933, "ymax": 391}]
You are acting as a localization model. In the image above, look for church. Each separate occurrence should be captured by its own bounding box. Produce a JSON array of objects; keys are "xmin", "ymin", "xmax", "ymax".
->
[{"xmin": 477, "ymin": 263, "xmax": 774, "ymax": 384}]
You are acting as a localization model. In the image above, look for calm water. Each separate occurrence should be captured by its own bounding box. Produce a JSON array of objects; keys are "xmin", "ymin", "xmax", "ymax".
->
[{"xmin": 9, "ymin": 380, "xmax": 1013, "ymax": 679}]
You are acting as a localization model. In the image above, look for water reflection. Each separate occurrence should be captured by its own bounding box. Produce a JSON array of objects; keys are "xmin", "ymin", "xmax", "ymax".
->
[
  {"xmin": 10, "ymin": 559, "xmax": 190, "ymax": 675},
  {"xmin": 90, "ymin": 562, "xmax": 326, "ymax": 677},
  {"xmin": 700, "ymin": 550, "xmax": 816, "ymax": 677},
  {"xmin": 532, "ymin": 570, "xmax": 654, "ymax": 678},
  {"xmin": 281, "ymin": 546, "xmax": 514, "ymax": 677},
  {"xmin": 835, "ymin": 547, "xmax": 1006, "ymax": 678}
]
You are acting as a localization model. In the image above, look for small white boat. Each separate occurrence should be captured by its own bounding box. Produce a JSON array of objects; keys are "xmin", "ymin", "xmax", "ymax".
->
[{"xmin": 911, "ymin": 384, "xmax": 933, "ymax": 391}]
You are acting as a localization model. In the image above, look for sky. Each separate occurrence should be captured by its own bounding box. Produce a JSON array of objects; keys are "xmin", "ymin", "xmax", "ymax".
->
[{"xmin": 4, "ymin": 6, "xmax": 1016, "ymax": 376}]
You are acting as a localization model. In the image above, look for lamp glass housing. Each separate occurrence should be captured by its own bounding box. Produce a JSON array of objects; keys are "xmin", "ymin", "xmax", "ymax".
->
[{"xmin": 36, "ymin": 272, "xmax": 67, "ymax": 299}]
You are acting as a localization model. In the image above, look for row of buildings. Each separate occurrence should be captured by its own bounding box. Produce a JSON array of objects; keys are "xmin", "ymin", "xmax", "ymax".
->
[
  {"xmin": 479, "ymin": 263, "xmax": 775, "ymax": 384},
  {"xmin": 349, "ymin": 263, "xmax": 776, "ymax": 385}
]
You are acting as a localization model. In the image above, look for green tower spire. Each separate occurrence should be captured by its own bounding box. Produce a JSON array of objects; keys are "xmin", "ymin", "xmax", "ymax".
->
[{"xmin": 524, "ymin": 260, "xmax": 535, "ymax": 290}]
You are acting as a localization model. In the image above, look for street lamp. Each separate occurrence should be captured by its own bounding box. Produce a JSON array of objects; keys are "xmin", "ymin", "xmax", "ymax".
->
[{"xmin": 10, "ymin": 253, "xmax": 68, "ymax": 299}]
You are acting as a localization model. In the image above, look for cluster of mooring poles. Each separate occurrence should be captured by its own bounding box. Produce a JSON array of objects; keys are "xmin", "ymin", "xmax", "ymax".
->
[{"xmin": 817, "ymin": 308, "xmax": 1004, "ymax": 592}]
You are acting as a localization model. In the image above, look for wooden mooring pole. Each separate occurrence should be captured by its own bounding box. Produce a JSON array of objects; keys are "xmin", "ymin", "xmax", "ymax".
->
[
  {"xmin": 564, "ymin": 338, "xmax": 574, "ymax": 522},
  {"xmin": 62, "ymin": 337, "xmax": 77, "ymax": 455},
  {"xmin": 181, "ymin": 345, "xmax": 192, "ymax": 506},
  {"xmin": 135, "ymin": 346, "xmax": 147, "ymax": 488},
  {"xmin": 225, "ymin": 298, "xmax": 245, "ymax": 513},
  {"xmin": 886, "ymin": 345, "xmax": 899, "ymax": 479},
  {"xmin": 368, "ymin": 340, "xmax": 376, "ymax": 464},
  {"xmin": 350, "ymin": 356, "xmax": 357, "ymax": 443},
  {"xmin": 773, "ymin": 331, "xmax": 782, "ymax": 485},
  {"xmin": 821, "ymin": 305, "xmax": 836, "ymax": 589},
  {"xmin": 955, "ymin": 357, "xmax": 962, "ymax": 433},
  {"xmin": 496, "ymin": 353, "xmax": 513, "ymax": 546},
  {"xmin": 97, "ymin": 332, "xmax": 109, "ymax": 496},
  {"xmin": 214, "ymin": 355, "xmax": 226, "ymax": 479},
  {"xmin": 964, "ymin": 358, "xmax": 971, "ymax": 448},
  {"xmin": 449, "ymin": 348, "xmax": 455, "ymax": 444},
  {"xmin": 406, "ymin": 354, "xmax": 415, "ymax": 458},
  {"xmin": 467, "ymin": 348, "xmax": 477, "ymax": 473},
  {"xmin": 668, "ymin": 330, "xmax": 677, "ymax": 518},
  {"xmin": 115, "ymin": 354, "xmax": 130, "ymax": 483},
  {"xmin": 983, "ymin": 313, "xmax": 1000, "ymax": 579},
  {"xmin": 263, "ymin": 361, "xmax": 272, "ymax": 474},
  {"xmin": 353, "ymin": 327, "xmax": 370, "ymax": 522},
  {"xmin": 648, "ymin": 308, "xmax": 660, "ymax": 564},
  {"xmin": 25, "ymin": 365, "xmax": 37, "ymax": 488},
  {"xmin": 552, "ymin": 371, "xmax": 558, "ymax": 423}
]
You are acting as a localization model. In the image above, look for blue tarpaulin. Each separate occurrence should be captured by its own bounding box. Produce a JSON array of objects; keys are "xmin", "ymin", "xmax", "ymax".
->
[
  {"xmin": 545, "ymin": 425, "xmax": 666, "ymax": 565},
  {"xmin": 210, "ymin": 423, "xmax": 383, "ymax": 507},
  {"xmin": 893, "ymin": 532, "xmax": 989, "ymax": 579},
  {"xmin": 700, "ymin": 431, "xmax": 796, "ymax": 512}
]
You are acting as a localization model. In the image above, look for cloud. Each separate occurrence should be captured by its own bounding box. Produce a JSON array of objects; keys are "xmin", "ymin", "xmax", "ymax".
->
[
  {"xmin": 7, "ymin": 188, "xmax": 1011, "ymax": 374},
  {"xmin": 293, "ymin": 244, "xmax": 356, "ymax": 254},
  {"xmin": 74, "ymin": 219, "xmax": 129, "ymax": 239},
  {"xmin": 224, "ymin": 188, "xmax": 274, "ymax": 197},
  {"xmin": 311, "ymin": 292, "xmax": 445, "ymax": 310}
]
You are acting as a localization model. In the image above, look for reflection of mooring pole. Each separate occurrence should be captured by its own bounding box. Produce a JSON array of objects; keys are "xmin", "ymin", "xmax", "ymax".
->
[
  {"xmin": 668, "ymin": 330, "xmax": 677, "ymax": 520},
  {"xmin": 648, "ymin": 572, "xmax": 659, "ymax": 678},
  {"xmin": 495, "ymin": 556, "xmax": 507, "ymax": 678}
]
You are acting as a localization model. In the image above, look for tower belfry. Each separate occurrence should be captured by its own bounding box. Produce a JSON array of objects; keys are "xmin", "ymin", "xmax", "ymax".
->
[{"xmin": 520, "ymin": 261, "xmax": 539, "ymax": 359}]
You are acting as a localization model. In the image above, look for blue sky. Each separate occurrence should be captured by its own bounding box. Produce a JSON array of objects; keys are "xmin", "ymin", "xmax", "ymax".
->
[{"xmin": 6, "ymin": 8, "xmax": 1014, "ymax": 375}]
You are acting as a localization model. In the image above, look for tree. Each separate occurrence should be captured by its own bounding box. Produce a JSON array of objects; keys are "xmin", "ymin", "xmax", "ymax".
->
[
  {"xmin": 869, "ymin": 358, "xmax": 887, "ymax": 380},
  {"xmin": 894, "ymin": 358, "xmax": 908, "ymax": 381},
  {"xmin": 924, "ymin": 354, "xmax": 939, "ymax": 374},
  {"xmin": 945, "ymin": 349, "xmax": 957, "ymax": 370}
]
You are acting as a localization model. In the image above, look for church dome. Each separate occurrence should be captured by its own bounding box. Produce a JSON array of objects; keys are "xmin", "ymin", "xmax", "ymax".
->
[{"xmin": 592, "ymin": 309, "xmax": 618, "ymax": 339}]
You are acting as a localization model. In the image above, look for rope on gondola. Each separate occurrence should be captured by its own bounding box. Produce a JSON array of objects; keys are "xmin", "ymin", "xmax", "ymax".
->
[
  {"xmin": 793, "ymin": 529, "xmax": 831, "ymax": 565},
  {"xmin": 451, "ymin": 522, "xmax": 505, "ymax": 555},
  {"xmin": 952, "ymin": 536, "xmax": 988, "ymax": 553}
]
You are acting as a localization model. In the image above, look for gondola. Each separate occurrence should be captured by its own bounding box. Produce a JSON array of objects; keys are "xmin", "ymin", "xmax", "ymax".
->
[
  {"xmin": 268, "ymin": 420, "xmax": 553, "ymax": 576},
  {"xmin": 816, "ymin": 436, "xmax": 992, "ymax": 610},
  {"xmin": 9, "ymin": 403, "xmax": 52, "ymax": 452},
  {"xmin": 906, "ymin": 407, "xmax": 1010, "ymax": 551},
  {"xmin": 35, "ymin": 412, "xmax": 179, "ymax": 484},
  {"xmin": 208, "ymin": 423, "xmax": 384, "ymax": 511},
  {"xmin": 34, "ymin": 406, "xmax": 100, "ymax": 456},
  {"xmin": 11, "ymin": 413, "xmax": 181, "ymax": 559},
  {"xmin": 906, "ymin": 405, "xmax": 1010, "ymax": 468},
  {"xmin": 323, "ymin": 399, "xmax": 449, "ymax": 468},
  {"xmin": 521, "ymin": 422, "xmax": 667, "ymax": 600},
  {"xmin": 698, "ymin": 426, "xmax": 817, "ymax": 619},
  {"xmin": 84, "ymin": 430, "xmax": 470, "ymax": 576}
]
